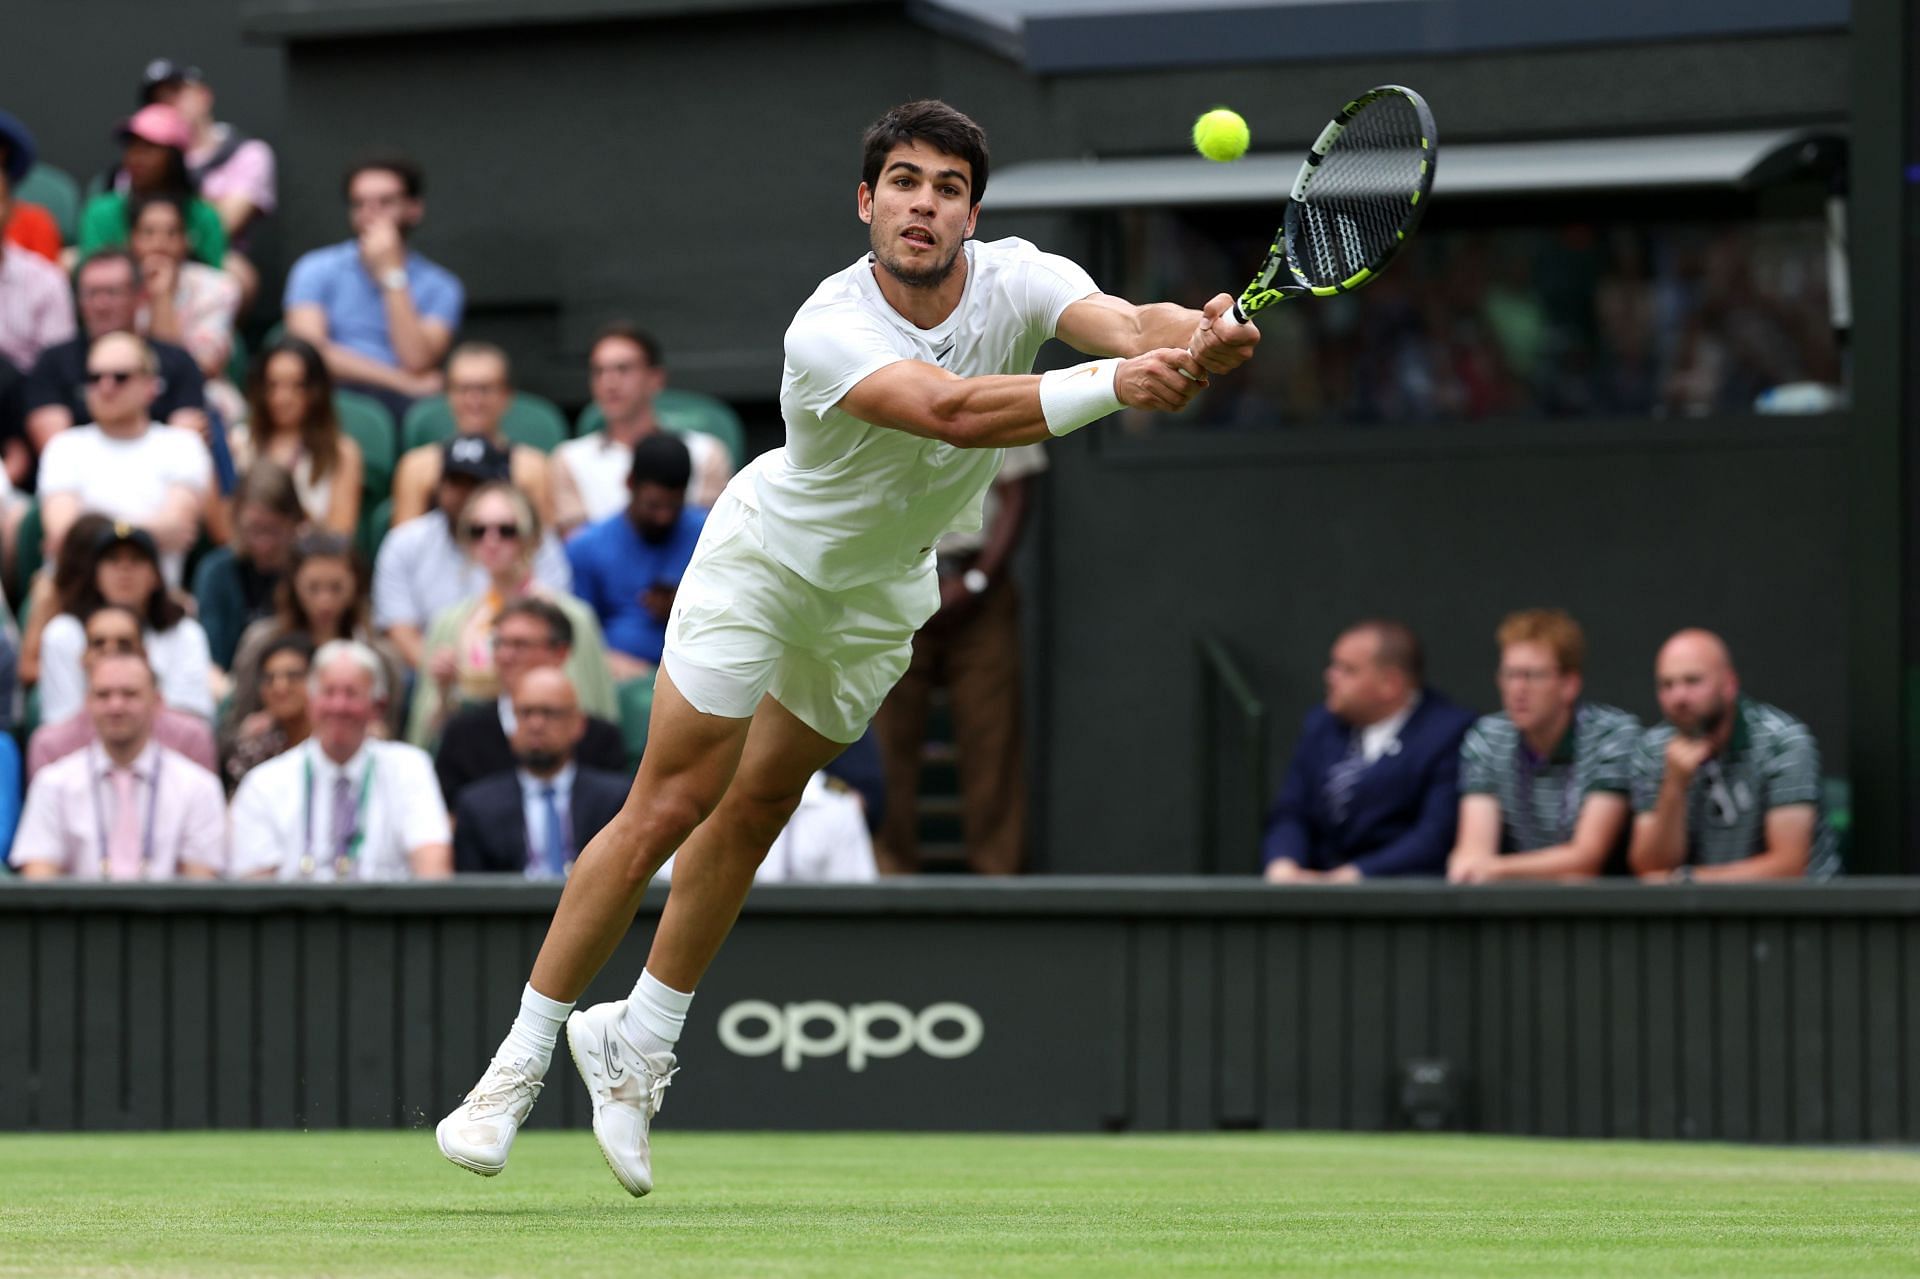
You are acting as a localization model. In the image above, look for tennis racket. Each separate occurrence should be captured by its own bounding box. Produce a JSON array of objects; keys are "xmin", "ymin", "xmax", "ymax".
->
[{"xmin": 1226, "ymin": 85, "xmax": 1437, "ymax": 321}]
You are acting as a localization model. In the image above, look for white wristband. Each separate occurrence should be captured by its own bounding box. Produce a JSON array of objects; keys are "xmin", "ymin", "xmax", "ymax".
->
[{"xmin": 1039, "ymin": 358, "xmax": 1124, "ymax": 437}]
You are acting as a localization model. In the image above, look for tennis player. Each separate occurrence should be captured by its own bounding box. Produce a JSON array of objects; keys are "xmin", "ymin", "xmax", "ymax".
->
[{"xmin": 438, "ymin": 99, "xmax": 1260, "ymax": 1193}]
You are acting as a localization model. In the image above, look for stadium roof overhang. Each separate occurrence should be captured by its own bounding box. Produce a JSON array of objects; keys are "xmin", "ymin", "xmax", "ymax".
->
[{"xmin": 981, "ymin": 128, "xmax": 1847, "ymax": 212}]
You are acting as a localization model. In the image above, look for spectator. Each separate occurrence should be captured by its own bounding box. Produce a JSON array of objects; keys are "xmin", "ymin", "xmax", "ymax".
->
[
  {"xmin": 283, "ymin": 154, "xmax": 461, "ymax": 420},
  {"xmin": 231, "ymin": 337, "xmax": 363, "ymax": 535},
  {"xmin": 224, "ymin": 530, "xmax": 404, "ymax": 741},
  {"xmin": 223, "ymin": 632, "xmax": 311, "ymax": 793},
  {"xmin": 874, "ymin": 444, "xmax": 1043, "ymax": 875},
  {"xmin": 0, "ymin": 111, "xmax": 62, "ymax": 263},
  {"xmin": 0, "ymin": 169, "xmax": 76, "ymax": 372},
  {"xmin": 434, "ymin": 596, "xmax": 628, "ymax": 809},
  {"xmin": 657, "ymin": 772, "xmax": 878, "ymax": 886},
  {"xmin": 1628, "ymin": 628, "xmax": 1840, "ymax": 881},
  {"xmin": 19, "ymin": 511, "xmax": 113, "ymax": 693},
  {"xmin": 229, "ymin": 639, "xmax": 452, "ymax": 881},
  {"xmin": 27, "ymin": 601, "xmax": 215, "ymax": 780},
  {"xmin": 564, "ymin": 433, "xmax": 703, "ymax": 683},
  {"xmin": 76, "ymin": 104, "xmax": 227, "ymax": 268},
  {"xmin": 370, "ymin": 434, "xmax": 569, "ymax": 669},
  {"xmin": 192, "ymin": 461, "xmax": 302, "ymax": 672},
  {"xmin": 23, "ymin": 250, "xmax": 208, "ymax": 488},
  {"xmin": 390, "ymin": 342, "xmax": 551, "ymax": 527},
  {"xmin": 407, "ymin": 482, "xmax": 613, "ymax": 744},
  {"xmin": 9, "ymin": 652, "xmax": 224, "ymax": 880},
  {"xmin": 551, "ymin": 323, "xmax": 731, "ymax": 535},
  {"xmin": 36, "ymin": 332, "xmax": 212, "ymax": 584},
  {"xmin": 140, "ymin": 59, "xmax": 276, "ymax": 305},
  {"xmin": 1264, "ymin": 620, "xmax": 1475, "ymax": 881},
  {"xmin": 127, "ymin": 191, "xmax": 240, "ymax": 420},
  {"xmin": 452, "ymin": 667, "xmax": 628, "ymax": 877},
  {"xmin": 1447, "ymin": 609, "xmax": 1640, "ymax": 883}
]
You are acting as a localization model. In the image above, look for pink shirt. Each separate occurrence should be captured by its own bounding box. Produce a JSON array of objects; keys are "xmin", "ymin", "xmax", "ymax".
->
[
  {"xmin": 9, "ymin": 741, "xmax": 227, "ymax": 880},
  {"xmin": 0, "ymin": 243, "xmax": 76, "ymax": 370},
  {"xmin": 188, "ymin": 128, "xmax": 278, "ymax": 217},
  {"xmin": 27, "ymin": 708, "xmax": 218, "ymax": 782}
]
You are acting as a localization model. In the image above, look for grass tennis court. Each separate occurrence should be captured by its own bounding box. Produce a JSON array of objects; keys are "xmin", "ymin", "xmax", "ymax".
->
[{"xmin": 1, "ymin": 1130, "xmax": 1915, "ymax": 1276}]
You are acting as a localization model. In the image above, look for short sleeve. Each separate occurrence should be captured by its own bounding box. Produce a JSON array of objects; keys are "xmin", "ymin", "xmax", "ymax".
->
[
  {"xmin": 1761, "ymin": 723, "xmax": 1823, "ymax": 809},
  {"xmin": 220, "ymin": 140, "xmax": 278, "ymax": 214},
  {"xmin": 397, "ymin": 749, "xmax": 453, "ymax": 852},
  {"xmin": 37, "ymin": 614, "xmax": 87, "ymax": 725},
  {"xmin": 177, "ymin": 764, "xmax": 228, "ymax": 876},
  {"xmin": 1013, "ymin": 247, "xmax": 1099, "ymax": 338},
  {"xmin": 1457, "ymin": 719, "xmax": 1500, "ymax": 796},
  {"xmin": 158, "ymin": 428, "xmax": 214, "ymax": 495},
  {"xmin": 1587, "ymin": 714, "xmax": 1640, "ymax": 795},
  {"xmin": 1629, "ymin": 728, "xmax": 1668, "ymax": 814},
  {"xmin": 186, "ymin": 201, "xmax": 228, "ymax": 268},
  {"xmin": 8, "ymin": 774, "xmax": 66, "ymax": 869},
  {"xmin": 34, "ymin": 431, "xmax": 83, "ymax": 496},
  {"xmin": 155, "ymin": 620, "xmax": 216, "ymax": 720},
  {"xmin": 283, "ymin": 248, "xmax": 331, "ymax": 312},
  {"xmin": 370, "ymin": 527, "xmax": 416, "ymax": 630},
  {"xmin": 782, "ymin": 306, "xmax": 906, "ymax": 419},
  {"xmin": 413, "ymin": 267, "xmax": 464, "ymax": 331},
  {"xmin": 76, "ymin": 194, "xmax": 127, "ymax": 256},
  {"xmin": 227, "ymin": 768, "xmax": 283, "ymax": 878}
]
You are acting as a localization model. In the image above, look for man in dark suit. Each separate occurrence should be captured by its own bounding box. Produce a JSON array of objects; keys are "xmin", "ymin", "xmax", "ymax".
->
[
  {"xmin": 454, "ymin": 667, "xmax": 630, "ymax": 876},
  {"xmin": 1264, "ymin": 619, "xmax": 1476, "ymax": 881},
  {"xmin": 435, "ymin": 597, "xmax": 627, "ymax": 809}
]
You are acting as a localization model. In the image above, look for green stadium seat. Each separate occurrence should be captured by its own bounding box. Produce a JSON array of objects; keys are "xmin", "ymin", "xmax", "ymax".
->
[
  {"xmin": 16, "ymin": 163, "xmax": 81, "ymax": 242},
  {"xmin": 334, "ymin": 390, "xmax": 397, "ymax": 501},
  {"xmin": 617, "ymin": 674, "xmax": 656, "ymax": 772},
  {"xmin": 401, "ymin": 393, "xmax": 568, "ymax": 455},
  {"xmin": 10, "ymin": 502, "xmax": 43, "ymax": 608},
  {"xmin": 574, "ymin": 389, "xmax": 747, "ymax": 469},
  {"xmin": 356, "ymin": 496, "xmax": 393, "ymax": 566}
]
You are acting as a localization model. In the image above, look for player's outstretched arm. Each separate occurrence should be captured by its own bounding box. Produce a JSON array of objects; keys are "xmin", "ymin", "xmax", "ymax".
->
[
  {"xmin": 840, "ymin": 351, "xmax": 1208, "ymax": 449},
  {"xmin": 1058, "ymin": 293, "xmax": 1260, "ymax": 374}
]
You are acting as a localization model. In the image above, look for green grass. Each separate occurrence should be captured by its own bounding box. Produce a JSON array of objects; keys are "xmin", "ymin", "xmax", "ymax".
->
[{"xmin": 0, "ymin": 1131, "xmax": 1916, "ymax": 1277}]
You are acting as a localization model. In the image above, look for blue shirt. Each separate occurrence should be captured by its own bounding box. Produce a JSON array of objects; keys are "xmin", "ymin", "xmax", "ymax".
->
[
  {"xmin": 566, "ymin": 507, "xmax": 706, "ymax": 663},
  {"xmin": 517, "ymin": 764, "xmax": 575, "ymax": 880},
  {"xmin": 283, "ymin": 241, "xmax": 464, "ymax": 368}
]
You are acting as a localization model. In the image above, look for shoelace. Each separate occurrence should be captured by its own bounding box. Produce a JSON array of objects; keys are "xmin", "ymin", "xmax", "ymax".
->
[
  {"xmin": 643, "ymin": 1063, "xmax": 679, "ymax": 1117},
  {"xmin": 465, "ymin": 1063, "xmax": 543, "ymax": 1119}
]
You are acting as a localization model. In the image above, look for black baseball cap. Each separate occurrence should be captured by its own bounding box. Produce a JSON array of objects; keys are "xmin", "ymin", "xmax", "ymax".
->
[
  {"xmin": 140, "ymin": 59, "xmax": 205, "ymax": 104},
  {"xmin": 93, "ymin": 521, "xmax": 160, "ymax": 561},
  {"xmin": 442, "ymin": 435, "xmax": 511, "ymax": 483}
]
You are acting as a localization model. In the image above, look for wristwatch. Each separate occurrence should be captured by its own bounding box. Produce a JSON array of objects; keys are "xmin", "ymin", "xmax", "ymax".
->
[
  {"xmin": 962, "ymin": 568, "xmax": 989, "ymax": 595},
  {"xmin": 378, "ymin": 267, "xmax": 408, "ymax": 292}
]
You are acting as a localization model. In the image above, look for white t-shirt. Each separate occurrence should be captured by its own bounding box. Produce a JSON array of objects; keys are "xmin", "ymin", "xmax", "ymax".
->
[
  {"xmin": 228, "ymin": 737, "xmax": 450, "ymax": 882},
  {"xmin": 38, "ymin": 612, "xmax": 215, "ymax": 723},
  {"xmin": 556, "ymin": 428, "xmax": 730, "ymax": 523},
  {"xmin": 760, "ymin": 237, "xmax": 1096, "ymax": 590},
  {"xmin": 37, "ymin": 423, "xmax": 213, "ymax": 585}
]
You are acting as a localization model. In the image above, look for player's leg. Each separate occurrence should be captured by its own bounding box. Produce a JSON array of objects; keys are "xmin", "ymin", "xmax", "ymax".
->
[
  {"xmin": 566, "ymin": 692, "xmax": 845, "ymax": 1195},
  {"xmin": 872, "ymin": 637, "xmax": 939, "ymax": 873},
  {"xmin": 945, "ymin": 581, "xmax": 1026, "ymax": 875}
]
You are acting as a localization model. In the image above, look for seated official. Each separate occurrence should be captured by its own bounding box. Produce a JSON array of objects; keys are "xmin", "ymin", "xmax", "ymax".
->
[
  {"xmin": 28, "ymin": 603, "xmax": 216, "ymax": 781},
  {"xmin": 434, "ymin": 597, "xmax": 627, "ymax": 809},
  {"xmin": 1264, "ymin": 620, "xmax": 1475, "ymax": 882},
  {"xmin": 1628, "ymin": 629, "xmax": 1839, "ymax": 882},
  {"xmin": 564, "ymin": 432, "xmax": 705, "ymax": 683},
  {"xmin": 229, "ymin": 640, "xmax": 452, "ymax": 881},
  {"xmin": 453, "ymin": 668, "xmax": 628, "ymax": 878},
  {"xmin": 10, "ymin": 653, "xmax": 224, "ymax": 880},
  {"xmin": 1448, "ymin": 609, "xmax": 1639, "ymax": 883}
]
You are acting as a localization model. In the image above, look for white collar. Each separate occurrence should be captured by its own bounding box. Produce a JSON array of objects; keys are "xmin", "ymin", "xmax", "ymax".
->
[
  {"xmin": 91, "ymin": 738, "xmax": 160, "ymax": 780},
  {"xmin": 519, "ymin": 762, "xmax": 577, "ymax": 795},
  {"xmin": 1358, "ymin": 695, "xmax": 1420, "ymax": 764},
  {"xmin": 497, "ymin": 694, "xmax": 516, "ymax": 735},
  {"xmin": 308, "ymin": 736, "xmax": 371, "ymax": 780}
]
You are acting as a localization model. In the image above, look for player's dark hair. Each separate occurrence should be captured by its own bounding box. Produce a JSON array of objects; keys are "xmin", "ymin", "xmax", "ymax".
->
[
  {"xmin": 591, "ymin": 321, "xmax": 662, "ymax": 369},
  {"xmin": 861, "ymin": 100, "xmax": 989, "ymax": 207},
  {"xmin": 497, "ymin": 597, "xmax": 574, "ymax": 651},
  {"xmin": 628, "ymin": 432, "xmax": 691, "ymax": 493},
  {"xmin": 1348, "ymin": 618, "xmax": 1424, "ymax": 684},
  {"xmin": 342, "ymin": 153, "xmax": 424, "ymax": 201}
]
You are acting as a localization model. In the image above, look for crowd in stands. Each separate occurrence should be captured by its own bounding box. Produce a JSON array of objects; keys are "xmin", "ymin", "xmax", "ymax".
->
[{"xmin": 0, "ymin": 74, "xmax": 879, "ymax": 884}]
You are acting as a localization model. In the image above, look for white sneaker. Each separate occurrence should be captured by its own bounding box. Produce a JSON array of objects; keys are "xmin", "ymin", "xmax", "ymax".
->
[
  {"xmin": 567, "ymin": 1001, "xmax": 678, "ymax": 1197},
  {"xmin": 436, "ymin": 1057, "xmax": 544, "ymax": 1177}
]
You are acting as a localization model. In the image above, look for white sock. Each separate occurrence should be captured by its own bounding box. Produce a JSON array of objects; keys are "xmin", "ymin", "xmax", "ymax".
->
[
  {"xmin": 619, "ymin": 969, "xmax": 694, "ymax": 1058},
  {"xmin": 496, "ymin": 983, "xmax": 574, "ymax": 1077}
]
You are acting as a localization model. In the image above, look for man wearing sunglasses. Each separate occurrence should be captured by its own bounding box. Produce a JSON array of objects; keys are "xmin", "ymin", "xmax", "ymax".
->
[{"xmin": 1628, "ymin": 628, "xmax": 1839, "ymax": 881}]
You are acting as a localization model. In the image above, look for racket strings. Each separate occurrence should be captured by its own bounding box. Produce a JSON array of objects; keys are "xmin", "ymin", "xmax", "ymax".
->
[{"xmin": 1291, "ymin": 95, "xmax": 1427, "ymax": 287}]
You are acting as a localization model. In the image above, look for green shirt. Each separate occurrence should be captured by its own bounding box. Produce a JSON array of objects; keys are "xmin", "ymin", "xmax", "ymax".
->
[
  {"xmin": 1630, "ymin": 698, "xmax": 1840, "ymax": 878},
  {"xmin": 77, "ymin": 192, "xmax": 229, "ymax": 267},
  {"xmin": 1459, "ymin": 702, "xmax": 1639, "ymax": 853}
]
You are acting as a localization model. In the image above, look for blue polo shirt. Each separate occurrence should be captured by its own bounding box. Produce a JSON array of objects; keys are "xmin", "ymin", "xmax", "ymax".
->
[
  {"xmin": 283, "ymin": 241, "xmax": 464, "ymax": 367},
  {"xmin": 566, "ymin": 507, "xmax": 706, "ymax": 663}
]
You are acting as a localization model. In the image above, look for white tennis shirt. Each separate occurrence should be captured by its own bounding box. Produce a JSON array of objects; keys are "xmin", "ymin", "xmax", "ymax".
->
[{"xmin": 752, "ymin": 237, "xmax": 1098, "ymax": 591}]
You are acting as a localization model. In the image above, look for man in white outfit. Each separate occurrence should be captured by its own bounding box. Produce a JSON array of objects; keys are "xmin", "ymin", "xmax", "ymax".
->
[{"xmin": 438, "ymin": 99, "xmax": 1260, "ymax": 1194}]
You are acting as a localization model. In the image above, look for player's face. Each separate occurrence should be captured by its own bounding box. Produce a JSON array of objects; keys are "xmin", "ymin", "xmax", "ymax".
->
[
  {"xmin": 860, "ymin": 141, "xmax": 979, "ymax": 289},
  {"xmin": 1497, "ymin": 641, "xmax": 1579, "ymax": 734}
]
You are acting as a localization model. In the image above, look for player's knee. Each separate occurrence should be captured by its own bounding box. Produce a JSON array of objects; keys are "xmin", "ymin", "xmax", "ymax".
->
[
  {"xmin": 619, "ymin": 787, "xmax": 714, "ymax": 859},
  {"xmin": 722, "ymin": 789, "xmax": 806, "ymax": 853}
]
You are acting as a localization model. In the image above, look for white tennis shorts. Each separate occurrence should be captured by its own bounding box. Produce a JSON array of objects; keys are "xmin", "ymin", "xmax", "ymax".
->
[{"xmin": 661, "ymin": 489, "xmax": 939, "ymax": 744}]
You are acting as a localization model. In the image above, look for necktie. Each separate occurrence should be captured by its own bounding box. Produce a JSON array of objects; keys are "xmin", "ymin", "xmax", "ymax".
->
[
  {"xmin": 105, "ymin": 767, "xmax": 143, "ymax": 880},
  {"xmin": 1323, "ymin": 739, "xmax": 1370, "ymax": 828},
  {"xmin": 332, "ymin": 772, "xmax": 357, "ymax": 874},
  {"xmin": 541, "ymin": 785, "xmax": 569, "ymax": 877}
]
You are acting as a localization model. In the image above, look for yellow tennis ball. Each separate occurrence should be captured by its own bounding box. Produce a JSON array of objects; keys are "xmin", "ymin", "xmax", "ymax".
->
[{"xmin": 1192, "ymin": 108, "xmax": 1250, "ymax": 163}]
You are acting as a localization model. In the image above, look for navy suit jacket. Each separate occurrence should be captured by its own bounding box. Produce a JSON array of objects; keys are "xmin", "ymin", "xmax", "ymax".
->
[
  {"xmin": 1262, "ymin": 691, "xmax": 1476, "ymax": 877},
  {"xmin": 452, "ymin": 766, "xmax": 630, "ymax": 874}
]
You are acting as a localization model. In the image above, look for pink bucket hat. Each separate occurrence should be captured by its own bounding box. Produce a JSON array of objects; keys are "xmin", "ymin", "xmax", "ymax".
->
[{"xmin": 117, "ymin": 102, "xmax": 191, "ymax": 151}]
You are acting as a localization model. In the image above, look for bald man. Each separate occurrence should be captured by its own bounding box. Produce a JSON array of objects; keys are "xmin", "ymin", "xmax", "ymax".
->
[{"xmin": 1627, "ymin": 629, "xmax": 1838, "ymax": 881}]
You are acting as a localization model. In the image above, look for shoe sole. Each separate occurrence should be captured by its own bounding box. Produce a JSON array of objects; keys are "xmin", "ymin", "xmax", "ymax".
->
[
  {"xmin": 435, "ymin": 1119, "xmax": 506, "ymax": 1178},
  {"xmin": 567, "ymin": 1012, "xmax": 653, "ymax": 1198}
]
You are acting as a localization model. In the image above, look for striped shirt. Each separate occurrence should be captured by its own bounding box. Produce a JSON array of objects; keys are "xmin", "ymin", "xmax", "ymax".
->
[
  {"xmin": 1459, "ymin": 702, "xmax": 1639, "ymax": 853},
  {"xmin": 1630, "ymin": 698, "xmax": 1839, "ymax": 878}
]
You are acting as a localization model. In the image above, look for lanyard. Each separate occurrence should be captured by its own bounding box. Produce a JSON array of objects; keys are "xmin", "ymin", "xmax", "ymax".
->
[
  {"xmin": 89, "ymin": 752, "xmax": 161, "ymax": 880},
  {"xmin": 299, "ymin": 753, "xmax": 376, "ymax": 880}
]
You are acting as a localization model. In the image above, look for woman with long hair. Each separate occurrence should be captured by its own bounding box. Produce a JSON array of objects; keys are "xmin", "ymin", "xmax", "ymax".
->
[
  {"xmin": 19, "ymin": 511, "xmax": 114, "ymax": 691},
  {"xmin": 37, "ymin": 522, "xmax": 214, "ymax": 722},
  {"xmin": 224, "ymin": 529, "xmax": 403, "ymax": 738},
  {"xmin": 223, "ymin": 632, "xmax": 313, "ymax": 793},
  {"xmin": 234, "ymin": 337, "xmax": 364, "ymax": 535},
  {"xmin": 406, "ymin": 481, "xmax": 615, "ymax": 745}
]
